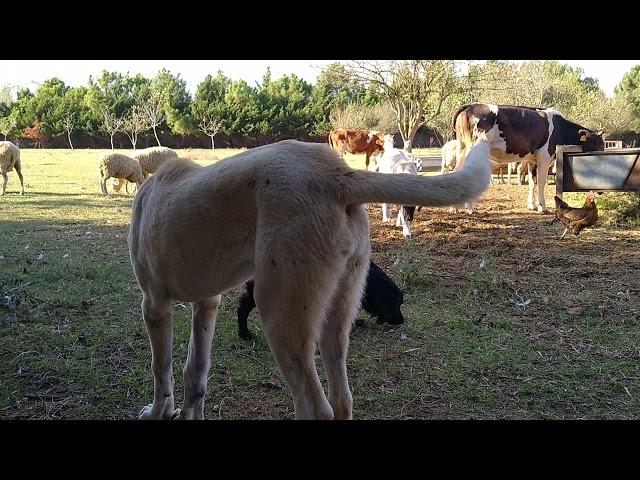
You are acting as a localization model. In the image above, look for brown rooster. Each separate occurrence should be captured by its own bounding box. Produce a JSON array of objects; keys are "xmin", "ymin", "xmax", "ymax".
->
[{"xmin": 553, "ymin": 192, "xmax": 598, "ymax": 239}]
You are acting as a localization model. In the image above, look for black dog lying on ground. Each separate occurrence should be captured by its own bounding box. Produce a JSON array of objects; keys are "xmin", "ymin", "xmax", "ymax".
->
[{"xmin": 237, "ymin": 260, "xmax": 404, "ymax": 339}]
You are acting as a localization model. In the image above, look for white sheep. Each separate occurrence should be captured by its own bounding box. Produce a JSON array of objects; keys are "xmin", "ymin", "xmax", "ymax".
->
[
  {"xmin": 98, "ymin": 152, "xmax": 145, "ymax": 195},
  {"xmin": 441, "ymin": 140, "xmax": 458, "ymax": 174},
  {"xmin": 131, "ymin": 147, "xmax": 179, "ymax": 176},
  {"xmin": 0, "ymin": 141, "xmax": 24, "ymax": 195}
]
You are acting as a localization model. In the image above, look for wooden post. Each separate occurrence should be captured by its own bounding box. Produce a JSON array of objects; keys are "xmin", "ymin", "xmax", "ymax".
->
[{"xmin": 555, "ymin": 145, "xmax": 583, "ymax": 200}]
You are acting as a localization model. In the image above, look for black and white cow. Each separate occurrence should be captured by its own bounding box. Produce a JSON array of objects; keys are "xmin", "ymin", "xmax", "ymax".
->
[{"xmin": 452, "ymin": 103, "xmax": 604, "ymax": 213}]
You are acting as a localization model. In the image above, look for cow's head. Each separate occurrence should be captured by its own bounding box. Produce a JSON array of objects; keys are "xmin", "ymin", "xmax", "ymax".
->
[
  {"xmin": 578, "ymin": 129, "xmax": 605, "ymax": 152},
  {"xmin": 367, "ymin": 131, "xmax": 383, "ymax": 147}
]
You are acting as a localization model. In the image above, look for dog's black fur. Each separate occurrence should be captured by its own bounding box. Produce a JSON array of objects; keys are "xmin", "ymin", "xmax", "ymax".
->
[{"xmin": 237, "ymin": 260, "xmax": 404, "ymax": 339}]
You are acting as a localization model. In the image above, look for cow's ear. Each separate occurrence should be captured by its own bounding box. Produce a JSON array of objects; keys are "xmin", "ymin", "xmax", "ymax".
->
[
  {"xmin": 578, "ymin": 129, "xmax": 588, "ymax": 142},
  {"xmin": 595, "ymin": 129, "xmax": 604, "ymax": 136}
]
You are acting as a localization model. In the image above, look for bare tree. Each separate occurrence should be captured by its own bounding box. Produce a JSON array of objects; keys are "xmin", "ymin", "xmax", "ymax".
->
[
  {"xmin": 198, "ymin": 115, "xmax": 224, "ymax": 149},
  {"xmin": 62, "ymin": 113, "xmax": 76, "ymax": 150},
  {"xmin": 0, "ymin": 116, "xmax": 16, "ymax": 141},
  {"xmin": 0, "ymin": 84, "xmax": 14, "ymax": 105},
  {"xmin": 329, "ymin": 102, "xmax": 397, "ymax": 133},
  {"xmin": 123, "ymin": 105, "xmax": 149, "ymax": 150},
  {"xmin": 428, "ymin": 99, "xmax": 459, "ymax": 147},
  {"xmin": 348, "ymin": 60, "xmax": 461, "ymax": 151},
  {"xmin": 102, "ymin": 110, "xmax": 124, "ymax": 151},
  {"xmin": 142, "ymin": 92, "xmax": 165, "ymax": 146},
  {"xmin": 571, "ymin": 93, "xmax": 634, "ymax": 136}
]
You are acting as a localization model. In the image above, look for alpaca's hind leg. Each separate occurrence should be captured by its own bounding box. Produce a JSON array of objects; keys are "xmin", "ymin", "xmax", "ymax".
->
[
  {"xmin": 139, "ymin": 293, "xmax": 176, "ymax": 420},
  {"xmin": 177, "ymin": 295, "xmax": 221, "ymax": 420},
  {"xmin": 254, "ymin": 264, "xmax": 338, "ymax": 420},
  {"xmin": 318, "ymin": 253, "xmax": 369, "ymax": 419}
]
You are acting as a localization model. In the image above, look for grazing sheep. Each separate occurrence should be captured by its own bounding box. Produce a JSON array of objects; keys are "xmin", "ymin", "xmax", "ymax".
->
[
  {"xmin": 98, "ymin": 152, "xmax": 145, "ymax": 195},
  {"xmin": 131, "ymin": 147, "xmax": 179, "ymax": 176},
  {"xmin": 0, "ymin": 141, "xmax": 24, "ymax": 195}
]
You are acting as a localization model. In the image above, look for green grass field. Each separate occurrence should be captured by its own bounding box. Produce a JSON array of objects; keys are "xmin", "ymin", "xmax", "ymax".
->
[{"xmin": 1, "ymin": 147, "xmax": 639, "ymax": 419}]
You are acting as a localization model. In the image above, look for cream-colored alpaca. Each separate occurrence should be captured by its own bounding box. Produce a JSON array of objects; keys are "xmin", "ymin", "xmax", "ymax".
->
[{"xmin": 129, "ymin": 139, "xmax": 491, "ymax": 420}]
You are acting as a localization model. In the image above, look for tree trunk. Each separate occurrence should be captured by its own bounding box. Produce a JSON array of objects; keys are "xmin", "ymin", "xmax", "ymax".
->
[
  {"xmin": 67, "ymin": 130, "xmax": 74, "ymax": 150},
  {"xmin": 153, "ymin": 126, "xmax": 161, "ymax": 146},
  {"xmin": 110, "ymin": 133, "xmax": 115, "ymax": 151},
  {"xmin": 404, "ymin": 123, "xmax": 421, "ymax": 152},
  {"xmin": 210, "ymin": 135, "xmax": 215, "ymax": 149}
]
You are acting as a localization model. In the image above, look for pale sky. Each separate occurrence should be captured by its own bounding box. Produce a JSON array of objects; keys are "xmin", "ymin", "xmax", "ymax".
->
[{"xmin": 1, "ymin": 60, "xmax": 638, "ymax": 98}]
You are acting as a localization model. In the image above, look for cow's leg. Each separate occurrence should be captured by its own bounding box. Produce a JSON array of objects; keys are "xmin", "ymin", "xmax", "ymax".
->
[
  {"xmin": 507, "ymin": 163, "xmax": 513, "ymax": 184},
  {"xmin": 177, "ymin": 295, "xmax": 221, "ymax": 420},
  {"xmin": 1, "ymin": 171, "xmax": 7, "ymax": 195},
  {"xmin": 465, "ymin": 202, "xmax": 475, "ymax": 215},
  {"xmin": 517, "ymin": 162, "xmax": 524, "ymax": 186},
  {"xmin": 381, "ymin": 203, "xmax": 391, "ymax": 222},
  {"xmin": 535, "ymin": 153, "xmax": 552, "ymax": 213},
  {"xmin": 527, "ymin": 162, "xmax": 536, "ymax": 210},
  {"xmin": 399, "ymin": 207, "xmax": 412, "ymax": 237},
  {"xmin": 365, "ymin": 153, "xmax": 370, "ymax": 171},
  {"xmin": 139, "ymin": 293, "xmax": 176, "ymax": 420}
]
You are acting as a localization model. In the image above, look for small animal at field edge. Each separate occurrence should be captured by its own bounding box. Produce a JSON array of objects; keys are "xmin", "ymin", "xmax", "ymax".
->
[{"xmin": 553, "ymin": 191, "xmax": 598, "ymax": 239}]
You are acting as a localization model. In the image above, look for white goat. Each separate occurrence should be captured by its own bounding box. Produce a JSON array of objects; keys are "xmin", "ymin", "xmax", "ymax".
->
[{"xmin": 377, "ymin": 134, "xmax": 419, "ymax": 237}]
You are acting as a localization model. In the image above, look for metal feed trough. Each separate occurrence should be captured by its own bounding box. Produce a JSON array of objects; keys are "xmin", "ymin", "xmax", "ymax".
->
[{"xmin": 555, "ymin": 145, "xmax": 640, "ymax": 199}]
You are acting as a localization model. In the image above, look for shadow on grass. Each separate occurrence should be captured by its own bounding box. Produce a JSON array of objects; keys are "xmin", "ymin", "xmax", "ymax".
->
[{"xmin": 4, "ymin": 193, "xmax": 134, "ymax": 209}]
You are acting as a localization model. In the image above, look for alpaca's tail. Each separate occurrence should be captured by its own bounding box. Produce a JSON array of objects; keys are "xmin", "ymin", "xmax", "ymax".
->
[{"xmin": 342, "ymin": 142, "xmax": 491, "ymax": 208}]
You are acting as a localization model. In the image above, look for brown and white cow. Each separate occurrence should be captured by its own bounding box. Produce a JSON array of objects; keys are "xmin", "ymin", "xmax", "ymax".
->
[
  {"xmin": 328, "ymin": 128, "xmax": 385, "ymax": 170},
  {"xmin": 452, "ymin": 103, "xmax": 604, "ymax": 213}
]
